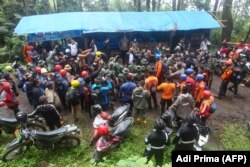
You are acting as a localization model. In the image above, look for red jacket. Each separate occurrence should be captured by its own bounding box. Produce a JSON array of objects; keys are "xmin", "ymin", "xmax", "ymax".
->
[{"xmin": 1, "ymin": 90, "xmax": 19, "ymax": 107}]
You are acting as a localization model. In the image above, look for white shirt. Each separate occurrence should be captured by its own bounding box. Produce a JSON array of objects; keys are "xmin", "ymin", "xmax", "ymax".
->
[
  {"xmin": 200, "ymin": 40, "xmax": 211, "ymax": 51},
  {"xmin": 68, "ymin": 42, "xmax": 78, "ymax": 56}
]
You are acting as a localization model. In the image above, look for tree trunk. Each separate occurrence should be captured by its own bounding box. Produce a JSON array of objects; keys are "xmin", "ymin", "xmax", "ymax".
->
[
  {"xmin": 152, "ymin": 0, "xmax": 156, "ymax": 11},
  {"xmin": 137, "ymin": 0, "xmax": 141, "ymax": 11},
  {"xmin": 244, "ymin": 27, "xmax": 250, "ymax": 43},
  {"xmin": 22, "ymin": 0, "xmax": 28, "ymax": 15},
  {"xmin": 133, "ymin": 0, "xmax": 136, "ymax": 6},
  {"xmin": 213, "ymin": 0, "xmax": 219, "ymax": 14},
  {"xmin": 146, "ymin": 0, "xmax": 150, "ymax": 11},
  {"xmin": 172, "ymin": 0, "xmax": 176, "ymax": 11},
  {"xmin": 221, "ymin": 0, "xmax": 233, "ymax": 41},
  {"xmin": 52, "ymin": 0, "xmax": 57, "ymax": 13},
  {"xmin": 177, "ymin": 0, "xmax": 184, "ymax": 10},
  {"xmin": 157, "ymin": 0, "xmax": 161, "ymax": 11}
]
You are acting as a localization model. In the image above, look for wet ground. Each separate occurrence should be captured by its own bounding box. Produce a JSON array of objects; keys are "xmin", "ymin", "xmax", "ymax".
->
[{"xmin": 0, "ymin": 74, "xmax": 249, "ymax": 150}]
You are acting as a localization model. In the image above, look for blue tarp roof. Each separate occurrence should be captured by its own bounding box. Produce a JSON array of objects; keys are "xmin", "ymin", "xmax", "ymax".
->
[{"xmin": 14, "ymin": 11, "xmax": 220, "ymax": 42}]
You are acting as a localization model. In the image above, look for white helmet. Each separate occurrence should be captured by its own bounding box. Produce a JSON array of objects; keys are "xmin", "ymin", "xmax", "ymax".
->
[
  {"xmin": 41, "ymin": 68, "xmax": 48, "ymax": 74},
  {"xmin": 65, "ymin": 49, "xmax": 70, "ymax": 53}
]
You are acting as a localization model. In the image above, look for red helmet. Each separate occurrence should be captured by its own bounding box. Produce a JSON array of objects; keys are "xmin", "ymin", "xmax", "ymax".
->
[
  {"xmin": 1, "ymin": 82, "xmax": 11, "ymax": 91},
  {"xmin": 35, "ymin": 67, "xmax": 41, "ymax": 74},
  {"xmin": 54, "ymin": 65, "xmax": 62, "ymax": 71},
  {"xmin": 97, "ymin": 124, "xmax": 109, "ymax": 136},
  {"xmin": 203, "ymin": 90, "xmax": 211, "ymax": 99},
  {"xmin": 60, "ymin": 69, "xmax": 67, "ymax": 76},
  {"xmin": 81, "ymin": 71, "xmax": 88, "ymax": 78}
]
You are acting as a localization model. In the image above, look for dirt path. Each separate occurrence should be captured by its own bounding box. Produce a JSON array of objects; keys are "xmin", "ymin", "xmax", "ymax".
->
[{"xmin": 1, "ymin": 74, "xmax": 249, "ymax": 150}]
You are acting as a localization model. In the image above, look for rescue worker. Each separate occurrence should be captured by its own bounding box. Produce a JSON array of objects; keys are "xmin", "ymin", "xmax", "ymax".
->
[
  {"xmin": 196, "ymin": 90, "xmax": 214, "ymax": 126},
  {"xmin": 66, "ymin": 80, "xmax": 81, "ymax": 122},
  {"xmin": 132, "ymin": 80, "xmax": 150, "ymax": 123},
  {"xmin": 145, "ymin": 69, "xmax": 158, "ymax": 109},
  {"xmin": 28, "ymin": 95, "xmax": 62, "ymax": 130},
  {"xmin": 216, "ymin": 59, "xmax": 233, "ymax": 99},
  {"xmin": 120, "ymin": 75, "xmax": 136, "ymax": 111},
  {"xmin": 0, "ymin": 82, "xmax": 20, "ymax": 116},
  {"xmin": 155, "ymin": 55, "xmax": 163, "ymax": 84},
  {"xmin": 91, "ymin": 77, "xmax": 112, "ymax": 111},
  {"xmin": 144, "ymin": 118, "xmax": 168, "ymax": 167},
  {"xmin": 228, "ymin": 67, "xmax": 241, "ymax": 97},
  {"xmin": 176, "ymin": 74, "xmax": 187, "ymax": 96},
  {"xmin": 170, "ymin": 86, "xmax": 195, "ymax": 127},
  {"xmin": 185, "ymin": 68, "xmax": 196, "ymax": 96},
  {"xmin": 194, "ymin": 74, "xmax": 206, "ymax": 107},
  {"xmin": 173, "ymin": 112, "xmax": 199, "ymax": 151},
  {"xmin": 157, "ymin": 76, "xmax": 176, "ymax": 114}
]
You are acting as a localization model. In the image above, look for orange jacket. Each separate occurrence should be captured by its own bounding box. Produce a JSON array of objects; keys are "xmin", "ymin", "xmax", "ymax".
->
[
  {"xmin": 197, "ymin": 96, "xmax": 214, "ymax": 118},
  {"xmin": 23, "ymin": 45, "xmax": 32, "ymax": 63},
  {"xmin": 155, "ymin": 61, "xmax": 162, "ymax": 78},
  {"xmin": 157, "ymin": 82, "xmax": 176, "ymax": 100},
  {"xmin": 145, "ymin": 76, "xmax": 158, "ymax": 92},
  {"xmin": 194, "ymin": 81, "xmax": 206, "ymax": 103},
  {"xmin": 221, "ymin": 67, "xmax": 233, "ymax": 81}
]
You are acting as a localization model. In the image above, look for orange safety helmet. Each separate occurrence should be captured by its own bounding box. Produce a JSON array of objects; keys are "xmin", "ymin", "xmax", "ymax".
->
[
  {"xmin": 60, "ymin": 69, "xmax": 67, "ymax": 76},
  {"xmin": 35, "ymin": 67, "xmax": 41, "ymax": 74},
  {"xmin": 81, "ymin": 71, "xmax": 88, "ymax": 78},
  {"xmin": 54, "ymin": 65, "xmax": 62, "ymax": 71},
  {"xmin": 203, "ymin": 90, "xmax": 211, "ymax": 99}
]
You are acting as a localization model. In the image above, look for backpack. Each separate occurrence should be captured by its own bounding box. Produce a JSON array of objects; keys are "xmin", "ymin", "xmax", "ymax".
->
[
  {"xmin": 91, "ymin": 88, "xmax": 102, "ymax": 104},
  {"xmin": 66, "ymin": 89, "xmax": 80, "ymax": 106},
  {"xmin": 209, "ymin": 102, "xmax": 217, "ymax": 113},
  {"xmin": 54, "ymin": 78, "xmax": 64, "ymax": 93}
]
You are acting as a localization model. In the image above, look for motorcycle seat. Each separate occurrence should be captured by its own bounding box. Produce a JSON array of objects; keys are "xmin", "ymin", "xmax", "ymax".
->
[
  {"xmin": 34, "ymin": 127, "xmax": 67, "ymax": 138},
  {"xmin": 111, "ymin": 104, "xmax": 129, "ymax": 120},
  {"xmin": 112, "ymin": 117, "xmax": 134, "ymax": 136},
  {"xmin": 0, "ymin": 117, "xmax": 18, "ymax": 124}
]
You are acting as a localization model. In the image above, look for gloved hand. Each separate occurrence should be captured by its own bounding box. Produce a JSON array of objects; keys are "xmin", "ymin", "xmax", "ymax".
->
[{"xmin": 0, "ymin": 101, "xmax": 5, "ymax": 107}]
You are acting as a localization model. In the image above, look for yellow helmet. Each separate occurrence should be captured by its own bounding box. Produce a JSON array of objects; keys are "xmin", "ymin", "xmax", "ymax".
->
[
  {"xmin": 71, "ymin": 80, "xmax": 80, "ymax": 87},
  {"xmin": 96, "ymin": 51, "xmax": 102, "ymax": 58},
  {"xmin": 5, "ymin": 66, "xmax": 12, "ymax": 72}
]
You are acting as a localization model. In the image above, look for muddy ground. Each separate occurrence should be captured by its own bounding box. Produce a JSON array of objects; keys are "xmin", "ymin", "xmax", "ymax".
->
[{"xmin": 0, "ymin": 74, "xmax": 249, "ymax": 150}]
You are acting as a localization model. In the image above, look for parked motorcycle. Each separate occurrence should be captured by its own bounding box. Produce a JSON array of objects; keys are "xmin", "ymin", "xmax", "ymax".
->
[
  {"xmin": 92, "ymin": 116, "xmax": 134, "ymax": 161},
  {"xmin": 161, "ymin": 109, "xmax": 210, "ymax": 151},
  {"xmin": 0, "ymin": 115, "xmax": 46, "ymax": 136},
  {"xmin": 89, "ymin": 103, "xmax": 130, "ymax": 146},
  {"xmin": 1, "ymin": 112, "xmax": 82, "ymax": 162}
]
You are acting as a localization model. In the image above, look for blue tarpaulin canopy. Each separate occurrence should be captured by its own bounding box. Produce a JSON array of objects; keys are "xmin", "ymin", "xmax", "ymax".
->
[{"xmin": 14, "ymin": 11, "xmax": 221, "ymax": 42}]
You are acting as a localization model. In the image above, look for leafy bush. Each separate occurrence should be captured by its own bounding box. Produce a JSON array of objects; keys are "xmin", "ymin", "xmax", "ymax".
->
[{"xmin": 219, "ymin": 123, "xmax": 250, "ymax": 150}]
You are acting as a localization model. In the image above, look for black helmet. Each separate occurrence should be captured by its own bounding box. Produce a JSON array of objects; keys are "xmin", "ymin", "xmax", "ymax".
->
[
  {"xmin": 186, "ymin": 112, "xmax": 197, "ymax": 125},
  {"xmin": 14, "ymin": 55, "xmax": 20, "ymax": 61},
  {"xmin": 154, "ymin": 118, "xmax": 166, "ymax": 131},
  {"xmin": 16, "ymin": 111, "xmax": 28, "ymax": 123},
  {"xmin": 92, "ymin": 104, "xmax": 102, "ymax": 115}
]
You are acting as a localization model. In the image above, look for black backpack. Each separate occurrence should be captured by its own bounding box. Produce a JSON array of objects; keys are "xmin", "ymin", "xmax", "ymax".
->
[
  {"xmin": 91, "ymin": 88, "xmax": 102, "ymax": 104},
  {"xmin": 66, "ymin": 89, "xmax": 80, "ymax": 106}
]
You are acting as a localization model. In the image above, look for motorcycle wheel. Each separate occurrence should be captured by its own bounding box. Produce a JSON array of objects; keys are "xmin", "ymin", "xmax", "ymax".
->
[
  {"xmin": 2, "ymin": 142, "xmax": 29, "ymax": 162},
  {"xmin": 57, "ymin": 134, "xmax": 81, "ymax": 148},
  {"xmin": 26, "ymin": 122, "xmax": 47, "ymax": 131},
  {"xmin": 92, "ymin": 150, "xmax": 102, "ymax": 161}
]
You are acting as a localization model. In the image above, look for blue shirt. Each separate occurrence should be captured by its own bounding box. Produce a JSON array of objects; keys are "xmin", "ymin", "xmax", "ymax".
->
[
  {"xmin": 91, "ymin": 81, "xmax": 112, "ymax": 105},
  {"xmin": 120, "ymin": 81, "xmax": 136, "ymax": 102}
]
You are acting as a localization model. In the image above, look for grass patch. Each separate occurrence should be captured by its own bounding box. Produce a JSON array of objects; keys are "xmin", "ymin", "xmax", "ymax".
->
[{"xmin": 219, "ymin": 123, "xmax": 250, "ymax": 150}]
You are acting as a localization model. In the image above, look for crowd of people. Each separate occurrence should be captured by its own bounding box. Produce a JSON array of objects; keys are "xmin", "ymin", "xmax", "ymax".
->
[{"xmin": 0, "ymin": 35, "xmax": 248, "ymax": 166}]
